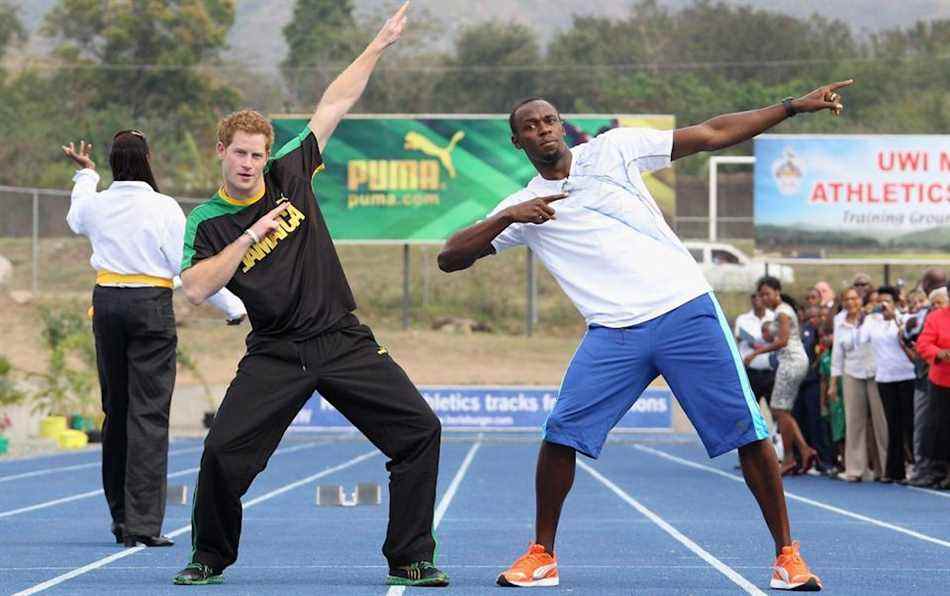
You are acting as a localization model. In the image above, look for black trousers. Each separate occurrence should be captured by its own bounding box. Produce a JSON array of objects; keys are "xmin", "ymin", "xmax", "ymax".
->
[
  {"xmin": 745, "ymin": 367, "xmax": 775, "ymax": 406},
  {"xmin": 924, "ymin": 382, "xmax": 950, "ymax": 461},
  {"xmin": 793, "ymin": 378, "xmax": 834, "ymax": 468},
  {"xmin": 877, "ymin": 379, "xmax": 915, "ymax": 480},
  {"xmin": 92, "ymin": 286, "xmax": 176, "ymax": 537},
  {"xmin": 191, "ymin": 314, "xmax": 441, "ymax": 572}
]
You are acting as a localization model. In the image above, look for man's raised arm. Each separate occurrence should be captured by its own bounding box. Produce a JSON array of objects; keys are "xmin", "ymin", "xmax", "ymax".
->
[
  {"xmin": 438, "ymin": 194, "xmax": 567, "ymax": 272},
  {"xmin": 671, "ymin": 79, "xmax": 853, "ymax": 161},
  {"xmin": 307, "ymin": 2, "xmax": 409, "ymax": 152}
]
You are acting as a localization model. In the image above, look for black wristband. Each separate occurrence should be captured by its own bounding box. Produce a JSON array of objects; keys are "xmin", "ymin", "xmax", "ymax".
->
[{"xmin": 782, "ymin": 97, "xmax": 797, "ymax": 118}]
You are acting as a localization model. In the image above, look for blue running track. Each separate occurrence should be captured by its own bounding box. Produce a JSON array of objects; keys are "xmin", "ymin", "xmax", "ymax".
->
[{"xmin": 1, "ymin": 433, "xmax": 948, "ymax": 594}]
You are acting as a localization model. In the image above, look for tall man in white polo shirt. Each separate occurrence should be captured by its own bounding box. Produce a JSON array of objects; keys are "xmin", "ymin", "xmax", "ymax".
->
[{"xmin": 439, "ymin": 82, "xmax": 853, "ymax": 591}]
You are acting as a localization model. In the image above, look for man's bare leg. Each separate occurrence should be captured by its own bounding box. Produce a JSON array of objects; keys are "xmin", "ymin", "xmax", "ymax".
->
[
  {"xmin": 535, "ymin": 441, "xmax": 576, "ymax": 553},
  {"xmin": 738, "ymin": 438, "xmax": 792, "ymax": 555}
]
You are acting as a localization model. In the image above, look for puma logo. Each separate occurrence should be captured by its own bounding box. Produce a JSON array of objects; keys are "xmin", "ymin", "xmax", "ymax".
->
[
  {"xmin": 404, "ymin": 131, "xmax": 465, "ymax": 178},
  {"xmin": 532, "ymin": 563, "xmax": 557, "ymax": 580}
]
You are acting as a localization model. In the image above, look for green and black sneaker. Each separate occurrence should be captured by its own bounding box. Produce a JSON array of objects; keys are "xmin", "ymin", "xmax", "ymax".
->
[
  {"xmin": 173, "ymin": 562, "xmax": 224, "ymax": 585},
  {"xmin": 386, "ymin": 561, "xmax": 449, "ymax": 587}
]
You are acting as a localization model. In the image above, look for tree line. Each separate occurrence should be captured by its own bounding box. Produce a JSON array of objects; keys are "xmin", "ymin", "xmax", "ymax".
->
[{"xmin": 1, "ymin": 0, "xmax": 946, "ymax": 195}]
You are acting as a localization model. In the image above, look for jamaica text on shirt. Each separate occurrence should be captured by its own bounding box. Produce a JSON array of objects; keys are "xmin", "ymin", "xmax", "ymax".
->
[{"xmin": 241, "ymin": 202, "xmax": 306, "ymax": 273}]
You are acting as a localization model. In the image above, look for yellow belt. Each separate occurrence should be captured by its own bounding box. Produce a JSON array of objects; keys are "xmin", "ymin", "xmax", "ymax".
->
[{"xmin": 95, "ymin": 271, "xmax": 174, "ymax": 289}]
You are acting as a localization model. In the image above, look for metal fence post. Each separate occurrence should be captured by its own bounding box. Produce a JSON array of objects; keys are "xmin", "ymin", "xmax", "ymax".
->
[
  {"xmin": 32, "ymin": 190, "xmax": 39, "ymax": 295},
  {"xmin": 421, "ymin": 247, "xmax": 430, "ymax": 308},
  {"xmin": 402, "ymin": 244, "xmax": 410, "ymax": 330},
  {"xmin": 526, "ymin": 248, "xmax": 537, "ymax": 336},
  {"xmin": 708, "ymin": 157, "xmax": 718, "ymax": 241}
]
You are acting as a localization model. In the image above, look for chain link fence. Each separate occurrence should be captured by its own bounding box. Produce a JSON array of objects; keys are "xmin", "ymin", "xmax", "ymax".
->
[
  {"xmin": 0, "ymin": 174, "xmax": 756, "ymax": 292},
  {"xmin": 2, "ymin": 177, "xmax": 947, "ymax": 329},
  {"xmin": 0, "ymin": 186, "xmax": 209, "ymax": 295}
]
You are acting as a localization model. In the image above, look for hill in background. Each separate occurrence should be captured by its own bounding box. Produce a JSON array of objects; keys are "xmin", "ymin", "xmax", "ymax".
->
[{"xmin": 13, "ymin": 0, "xmax": 948, "ymax": 73}]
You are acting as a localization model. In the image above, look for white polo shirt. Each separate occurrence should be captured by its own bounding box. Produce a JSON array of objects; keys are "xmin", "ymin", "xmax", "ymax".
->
[
  {"xmin": 68, "ymin": 168, "xmax": 245, "ymax": 319},
  {"xmin": 489, "ymin": 128, "xmax": 711, "ymax": 328},
  {"xmin": 857, "ymin": 313, "xmax": 916, "ymax": 383},
  {"xmin": 734, "ymin": 308, "xmax": 775, "ymax": 370},
  {"xmin": 830, "ymin": 316, "xmax": 876, "ymax": 380},
  {"xmin": 69, "ymin": 169, "xmax": 189, "ymax": 280}
]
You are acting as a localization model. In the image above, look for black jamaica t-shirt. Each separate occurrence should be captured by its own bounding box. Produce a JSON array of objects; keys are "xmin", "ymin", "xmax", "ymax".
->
[{"xmin": 182, "ymin": 127, "xmax": 356, "ymax": 342}]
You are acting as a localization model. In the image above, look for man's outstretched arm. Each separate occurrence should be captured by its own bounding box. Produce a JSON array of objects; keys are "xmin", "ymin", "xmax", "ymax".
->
[
  {"xmin": 671, "ymin": 79, "xmax": 853, "ymax": 161},
  {"xmin": 308, "ymin": 2, "xmax": 409, "ymax": 152},
  {"xmin": 438, "ymin": 194, "xmax": 567, "ymax": 272}
]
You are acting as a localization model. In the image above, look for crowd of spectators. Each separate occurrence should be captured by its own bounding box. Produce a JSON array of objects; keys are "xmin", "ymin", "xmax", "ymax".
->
[{"xmin": 734, "ymin": 269, "xmax": 950, "ymax": 489}]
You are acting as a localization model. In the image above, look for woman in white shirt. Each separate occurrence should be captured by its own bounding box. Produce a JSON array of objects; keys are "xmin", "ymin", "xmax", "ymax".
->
[
  {"xmin": 62, "ymin": 132, "xmax": 243, "ymax": 548},
  {"xmin": 857, "ymin": 286, "xmax": 916, "ymax": 482},
  {"xmin": 829, "ymin": 288, "xmax": 888, "ymax": 482}
]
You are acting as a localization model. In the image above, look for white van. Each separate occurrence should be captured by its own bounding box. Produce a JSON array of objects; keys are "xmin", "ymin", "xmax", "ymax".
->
[{"xmin": 683, "ymin": 241, "xmax": 794, "ymax": 292}]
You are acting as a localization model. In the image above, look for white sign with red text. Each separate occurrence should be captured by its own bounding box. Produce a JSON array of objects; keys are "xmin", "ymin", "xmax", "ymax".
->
[{"xmin": 755, "ymin": 135, "xmax": 950, "ymax": 254}]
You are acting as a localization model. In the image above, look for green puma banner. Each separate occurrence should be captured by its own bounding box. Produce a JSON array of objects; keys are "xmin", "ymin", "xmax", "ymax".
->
[{"xmin": 272, "ymin": 115, "xmax": 676, "ymax": 243}]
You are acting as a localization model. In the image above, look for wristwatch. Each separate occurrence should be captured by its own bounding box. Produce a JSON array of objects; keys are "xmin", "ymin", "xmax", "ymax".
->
[{"xmin": 782, "ymin": 97, "xmax": 797, "ymax": 118}]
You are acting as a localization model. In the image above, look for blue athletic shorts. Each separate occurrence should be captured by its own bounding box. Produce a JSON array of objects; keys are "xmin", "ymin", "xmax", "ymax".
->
[{"xmin": 543, "ymin": 292, "xmax": 769, "ymax": 459}]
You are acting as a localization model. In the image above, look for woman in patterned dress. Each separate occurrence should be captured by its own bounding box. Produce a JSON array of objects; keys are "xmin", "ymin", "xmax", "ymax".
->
[{"xmin": 745, "ymin": 276, "xmax": 818, "ymax": 475}]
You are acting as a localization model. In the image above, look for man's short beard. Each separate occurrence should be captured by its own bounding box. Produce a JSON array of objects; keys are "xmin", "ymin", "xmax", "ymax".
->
[{"xmin": 535, "ymin": 146, "xmax": 564, "ymax": 165}]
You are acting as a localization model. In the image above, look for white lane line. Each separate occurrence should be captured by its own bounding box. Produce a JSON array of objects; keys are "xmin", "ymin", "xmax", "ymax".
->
[
  {"xmin": 7, "ymin": 563, "xmax": 950, "ymax": 572},
  {"xmin": 578, "ymin": 459, "xmax": 766, "ymax": 595},
  {"xmin": 635, "ymin": 444, "xmax": 950, "ymax": 549},
  {"xmin": 0, "ymin": 439, "xmax": 205, "ymax": 465},
  {"xmin": 907, "ymin": 485, "xmax": 950, "ymax": 500},
  {"xmin": 0, "ymin": 441, "xmax": 324, "ymax": 519},
  {"xmin": 433, "ymin": 442, "xmax": 481, "ymax": 528},
  {"xmin": 386, "ymin": 439, "xmax": 482, "ymax": 596},
  {"xmin": 0, "ymin": 489, "xmax": 106, "ymax": 519},
  {"xmin": 0, "ymin": 446, "xmax": 205, "ymax": 484},
  {"xmin": 12, "ymin": 448, "xmax": 382, "ymax": 596}
]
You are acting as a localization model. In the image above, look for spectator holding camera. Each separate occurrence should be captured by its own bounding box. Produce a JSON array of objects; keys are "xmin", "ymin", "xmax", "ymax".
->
[
  {"xmin": 830, "ymin": 287, "xmax": 886, "ymax": 482},
  {"xmin": 857, "ymin": 287, "xmax": 916, "ymax": 482}
]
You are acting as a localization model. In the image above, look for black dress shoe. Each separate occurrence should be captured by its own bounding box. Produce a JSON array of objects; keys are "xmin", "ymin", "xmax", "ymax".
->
[
  {"xmin": 111, "ymin": 523, "xmax": 125, "ymax": 544},
  {"xmin": 124, "ymin": 534, "xmax": 174, "ymax": 547}
]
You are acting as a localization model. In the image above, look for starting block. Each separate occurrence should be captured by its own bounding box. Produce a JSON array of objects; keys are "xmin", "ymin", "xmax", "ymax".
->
[
  {"xmin": 166, "ymin": 484, "xmax": 189, "ymax": 505},
  {"xmin": 316, "ymin": 483, "xmax": 381, "ymax": 507},
  {"xmin": 356, "ymin": 482, "xmax": 382, "ymax": 505}
]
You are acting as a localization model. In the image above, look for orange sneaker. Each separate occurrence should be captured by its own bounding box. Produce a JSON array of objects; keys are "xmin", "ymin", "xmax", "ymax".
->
[
  {"xmin": 770, "ymin": 541, "xmax": 822, "ymax": 591},
  {"xmin": 497, "ymin": 544, "xmax": 559, "ymax": 587}
]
